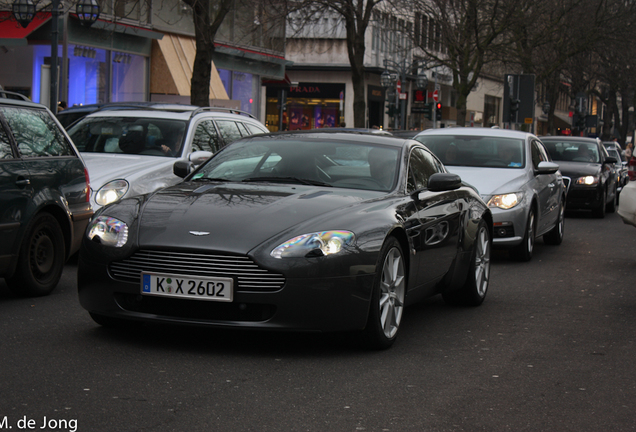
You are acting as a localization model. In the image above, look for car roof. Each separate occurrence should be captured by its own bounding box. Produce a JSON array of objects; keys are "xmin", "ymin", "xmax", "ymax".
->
[
  {"xmin": 541, "ymin": 136, "xmax": 601, "ymax": 144},
  {"xmin": 244, "ymin": 130, "xmax": 415, "ymax": 148},
  {"xmin": 416, "ymin": 127, "xmax": 535, "ymax": 139},
  {"xmin": 81, "ymin": 106, "xmax": 261, "ymax": 123},
  {"xmin": 0, "ymin": 94, "xmax": 48, "ymax": 110}
]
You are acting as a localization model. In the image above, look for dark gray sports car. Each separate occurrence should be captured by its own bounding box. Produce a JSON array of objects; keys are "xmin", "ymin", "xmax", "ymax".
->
[{"xmin": 78, "ymin": 131, "xmax": 493, "ymax": 349}]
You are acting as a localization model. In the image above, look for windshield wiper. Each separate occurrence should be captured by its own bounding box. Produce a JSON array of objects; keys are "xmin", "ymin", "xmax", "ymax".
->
[
  {"xmin": 193, "ymin": 177, "xmax": 231, "ymax": 182},
  {"xmin": 242, "ymin": 176, "xmax": 332, "ymax": 187}
]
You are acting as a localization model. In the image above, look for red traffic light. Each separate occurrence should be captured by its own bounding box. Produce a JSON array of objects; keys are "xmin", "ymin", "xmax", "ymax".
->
[{"xmin": 436, "ymin": 102, "xmax": 442, "ymax": 110}]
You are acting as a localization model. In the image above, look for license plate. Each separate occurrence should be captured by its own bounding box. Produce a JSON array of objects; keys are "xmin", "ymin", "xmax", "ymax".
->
[{"xmin": 141, "ymin": 273, "xmax": 233, "ymax": 302}]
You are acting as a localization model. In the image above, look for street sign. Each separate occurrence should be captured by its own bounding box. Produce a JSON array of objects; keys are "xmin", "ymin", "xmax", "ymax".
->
[
  {"xmin": 396, "ymin": 80, "xmax": 401, "ymax": 92},
  {"xmin": 399, "ymin": 93, "xmax": 407, "ymax": 100},
  {"xmin": 433, "ymin": 90, "xmax": 439, "ymax": 102}
]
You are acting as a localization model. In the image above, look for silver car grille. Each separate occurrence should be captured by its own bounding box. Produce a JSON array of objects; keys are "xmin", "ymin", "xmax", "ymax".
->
[{"xmin": 109, "ymin": 250, "xmax": 285, "ymax": 292}]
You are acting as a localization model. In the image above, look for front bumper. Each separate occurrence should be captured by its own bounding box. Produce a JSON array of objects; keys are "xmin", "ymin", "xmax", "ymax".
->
[
  {"xmin": 566, "ymin": 185, "xmax": 604, "ymax": 211},
  {"xmin": 489, "ymin": 204, "xmax": 528, "ymax": 247},
  {"xmin": 78, "ymin": 254, "xmax": 375, "ymax": 333}
]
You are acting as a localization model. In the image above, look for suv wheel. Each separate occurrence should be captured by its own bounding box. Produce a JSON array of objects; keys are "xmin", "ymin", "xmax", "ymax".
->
[{"xmin": 7, "ymin": 213, "xmax": 65, "ymax": 297}]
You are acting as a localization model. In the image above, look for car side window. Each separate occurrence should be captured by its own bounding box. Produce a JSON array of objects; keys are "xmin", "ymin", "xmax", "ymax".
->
[
  {"xmin": 0, "ymin": 106, "xmax": 74, "ymax": 157},
  {"xmin": 531, "ymin": 140, "xmax": 546, "ymax": 170},
  {"xmin": 244, "ymin": 122, "xmax": 268, "ymax": 135},
  {"xmin": 0, "ymin": 122, "xmax": 14, "ymax": 159},
  {"xmin": 192, "ymin": 120, "xmax": 221, "ymax": 153},
  {"xmin": 407, "ymin": 147, "xmax": 440, "ymax": 193},
  {"xmin": 216, "ymin": 120, "xmax": 244, "ymax": 145}
]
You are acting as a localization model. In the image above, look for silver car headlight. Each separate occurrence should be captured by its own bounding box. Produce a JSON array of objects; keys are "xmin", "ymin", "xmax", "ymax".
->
[
  {"xmin": 95, "ymin": 179, "xmax": 129, "ymax": 206},
  {"xmin": 487, "ymin": 192, "xmax": 524, "ymax": 210},
  {"xmin": 87, "ymin": 216, "xmax": 129, "ymax": 247},
  {"xmin": 271, "ymin": 231, "xmax": 355, "ymax": 259},
  {"xmin": 575, "ymin": 175, "xmax": 599, "ymax": 186}
]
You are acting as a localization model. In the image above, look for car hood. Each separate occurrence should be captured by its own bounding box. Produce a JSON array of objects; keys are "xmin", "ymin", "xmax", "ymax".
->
[
  {"xmin": 551, "ymin": 161, "xmax": 600, "ymax": 178},
  {"xmin": 136, "ymin": 182, "xmax": 380, "ymax": 254},
  {"xmin": 82, "ymin": 153, "xmax": 180, "ymax": 193},
  {"xmin": 444, "ymin": 166, "xmax": 529, "ymax": 197}
]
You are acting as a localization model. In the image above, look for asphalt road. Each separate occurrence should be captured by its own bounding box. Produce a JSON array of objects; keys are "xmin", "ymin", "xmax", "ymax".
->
[{"xmin": 1, "ymin": 211, "xmax": 635, "ymax": 432}]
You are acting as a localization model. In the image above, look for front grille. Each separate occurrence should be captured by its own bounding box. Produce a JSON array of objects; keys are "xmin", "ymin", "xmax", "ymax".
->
[{"xmin": 109, "ymin": 250, "xmax": 285, "ymax": 293}]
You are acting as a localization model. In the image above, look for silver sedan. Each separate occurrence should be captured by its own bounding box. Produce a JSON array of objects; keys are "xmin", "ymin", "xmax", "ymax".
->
[{"xmin": 415, "ymin": 128, "xmax": 566, "ymax": 261}]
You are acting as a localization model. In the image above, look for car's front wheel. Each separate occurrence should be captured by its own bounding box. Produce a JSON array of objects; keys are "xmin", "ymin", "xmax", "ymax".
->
[
  {"xmin": 607, "ymin": 186, "xmax": 618, "ymax": 213},
  {"xmin": 543, "ymin": 200, "xmax": 565, "ymax": 245},
  {"xmin": 593, "ymin": 189, "xmax": 606, "ymax": 218},
  {"xmin": 363, "ymin": 237, "xmax": 406, "ymax": 350},
  {"xmin": 512, "ymin": 209, "xmax": 535, "ymax": 261},
  {"xmin": 7, "ymin": 213, "xmax": 65, "ymax": 297},
  {"xmin": 443, "ymin": 220, "xmax": 491, "ymax": 306}
]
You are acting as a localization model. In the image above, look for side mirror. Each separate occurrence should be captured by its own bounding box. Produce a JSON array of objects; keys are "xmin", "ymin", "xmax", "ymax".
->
[
  {"xmin": 536, "ymin": 161, "xmax": 559, "ymax": 175},
  {"xmin": 427, "ymin": 173, "xmax": 462, "ymax": 192},
  {"xmin": 604, "ymin": 156, "xmax": 617, "ymax": 164},
  {"xmin": 173, "ymin": 160, "xmax": 190, "ymax": 178}
]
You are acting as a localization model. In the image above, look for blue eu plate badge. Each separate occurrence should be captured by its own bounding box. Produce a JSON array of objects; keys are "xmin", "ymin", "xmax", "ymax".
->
[{"xmin": 142, "ymin": 274, "xmax": 151, "ymax": 293}]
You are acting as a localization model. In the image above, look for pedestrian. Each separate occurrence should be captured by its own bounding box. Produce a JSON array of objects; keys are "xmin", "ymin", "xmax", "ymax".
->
[
  {"xmin": 626, "ymin": 143, "xmax": 633, "ymax": 159},
  {"xmin": 58, "ymin": 101, "xmax": 67, "ymax": 111}
]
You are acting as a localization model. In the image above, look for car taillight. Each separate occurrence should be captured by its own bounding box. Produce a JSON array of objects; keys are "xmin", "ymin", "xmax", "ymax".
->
[
  {"xmin": 629, "ymin": 157, "xmax": 636, "ymax": 181},
  {"xmin": 84, "ymin": 168, "xmax": 91, "ymax": 203}
]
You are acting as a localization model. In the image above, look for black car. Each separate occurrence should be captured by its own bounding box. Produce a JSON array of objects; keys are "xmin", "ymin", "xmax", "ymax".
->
[
  {"xmin": 78, "ymin": 131, "xmax": 493, "ymax": 349},
  {"xmin": 0, "ymin": 93, "xmax": 93, "ymax": 296},
  {"xmin": 541, "ymin": 136, "xmax": 617, "ymax": 218}
]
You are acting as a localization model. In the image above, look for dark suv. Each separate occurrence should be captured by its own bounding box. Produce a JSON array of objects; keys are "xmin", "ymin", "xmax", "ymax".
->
[{"xmin": 0, "ymin": 93, "xmax": 93, "ymax": 296}]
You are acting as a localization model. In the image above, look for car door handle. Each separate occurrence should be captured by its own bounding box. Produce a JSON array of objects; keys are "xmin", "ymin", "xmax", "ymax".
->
[
  {"xmin": 15, "ymin": 178, "xmax": 31, "ymax": 186},
  {"xmin": 548, "ymin": 183, "xmax": 555, "ymax": 188}
]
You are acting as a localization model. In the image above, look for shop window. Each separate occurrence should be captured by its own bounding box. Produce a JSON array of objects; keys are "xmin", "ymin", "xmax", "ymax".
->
[{"xmin": 111, "ymin": 52, "xmax": 146, "ymax": 102}]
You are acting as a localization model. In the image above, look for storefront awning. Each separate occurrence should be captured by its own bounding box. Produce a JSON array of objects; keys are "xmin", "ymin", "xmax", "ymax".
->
[
  {"xmin": 0, "ymin": 12, "xmax": 50, "ymax": 46},
  {"xmin": 85, "ymin": 16, "xmax": 164, "ymax": 40},
  {"xmin": 151, "ymin": 34, "xmax": 228, "ymax": 99}
]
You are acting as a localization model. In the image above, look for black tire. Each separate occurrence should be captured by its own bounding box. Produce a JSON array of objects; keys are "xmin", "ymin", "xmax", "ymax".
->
[
  {"xmin": 543, "ymin": 200, "xmax": 565, "ymax": 245},
  {"xmin": 511, "ymin": 209, "xmax": 535, "ymax": 261},
  {"xmin": 362, "ymin": 237, "xmax": 406, "ymax": 350},
  {"xmin": 607, "ymin": 187, "xmax": 617, "ymax": 213},
  {"xmin": 6, "ymin": 213, "xmax": 65, "ymax": 297},
  {"xmin": 593, "ymin": 189, "xmax": 606, "ymax": 218},
  {"xmin": 443, "ymin": 220, "xmax": 491, "ymax": 306}
]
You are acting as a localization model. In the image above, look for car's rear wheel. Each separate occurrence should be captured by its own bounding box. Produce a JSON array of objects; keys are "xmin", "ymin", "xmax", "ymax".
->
[
  {"xmin": 512, "ymin": 209, "xmax": 535, "ymax": 261},
  {"xmin": 443, "ymin": 220, "xmax": 491, "ymax": 306},
  {"xmin": 543, "ymin": 200, "xmax": 565, "ymax": 245},
  {"xmin": 7, "ymin": 213, "xmax": 65, "ymax": 297},
  {"xmin": 363, "ymin": 237, "xmax": 406, "ymax": 350}
]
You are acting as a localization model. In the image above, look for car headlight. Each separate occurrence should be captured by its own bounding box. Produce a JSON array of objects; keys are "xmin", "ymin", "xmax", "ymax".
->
[
  {"xmin": 95, "ymin": 180, "xmax": 129, "ymax": 206},
  {"xmin": 575, "ymin": 175, "xmax": 599, "ymax": 186},
  {"xmin": 487, "ymin": 192, "xmax": 524, "ymax": 210},
  {"xmin": 87, "ymin": 216, "xmax": 129, "ymax": 247},
  {"xmin": 271, "ymin": 231, "xmax": 355, "ymax": 259}
]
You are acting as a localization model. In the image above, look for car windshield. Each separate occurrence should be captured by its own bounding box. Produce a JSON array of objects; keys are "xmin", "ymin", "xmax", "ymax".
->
[
  {"xmin": 192, "ymin": 138, "xmax": 401, "ymax": 192},
  {"xmin": 414, "ymin": 135, "xmax": 525, "ymax": 168},
  {"xmin": 68, "ymin": 117, "xmax": 187, "ymax": 158},
  {"xmin": 542, "ymin": 140, "xmax": 600, "ymax": 163}
]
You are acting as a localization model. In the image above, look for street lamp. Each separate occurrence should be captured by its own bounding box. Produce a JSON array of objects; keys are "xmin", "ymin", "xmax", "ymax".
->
[
  {"xmin": 380, "ymin": 58, "xmax": 428, "ymax": 130},
  {"xmin": 76, "ymin": 0, "xmax": 100, "ymax": 26},
  {"xmin": 12, "ymin": 0, "xmax": 35, "ymax": 28},
  {"xmin": 12, "ymin": 0, "xmax": 100, "ymax": 113}
]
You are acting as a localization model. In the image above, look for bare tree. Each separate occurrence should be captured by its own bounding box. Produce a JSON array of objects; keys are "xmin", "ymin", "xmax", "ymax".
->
[
  {"xmin": 180, "ymin": 0, "xmax": 236, "ymax": 106},
  {"xmin": 409, "ymin": 0, "xmax": 521, "ymax": 126}
]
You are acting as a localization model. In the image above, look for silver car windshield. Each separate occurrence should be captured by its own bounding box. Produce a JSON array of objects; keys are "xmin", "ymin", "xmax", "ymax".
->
[
  {"xmin": 68, "ymin": 117, "xmax": 187, "ymax": 158},
  {"xmin": 193, "ymin": 139, "xmax": 401, "ymax": 192},
  {"xmin": 415, "ymin": 135, "xmax": 525, "ymax": 169}
]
